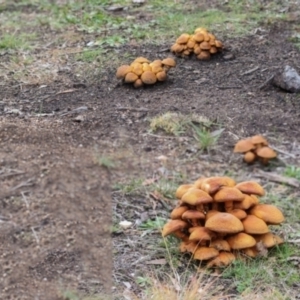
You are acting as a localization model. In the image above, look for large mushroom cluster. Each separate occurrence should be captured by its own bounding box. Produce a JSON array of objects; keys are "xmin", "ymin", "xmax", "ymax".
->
[
  {"xmin": 162, "ymin": 176, "xmax": 285, "ymax": 267},
  {"xmin": 116, "ymin": 57, "xmax": 176, "ymax": 88},
  {"xmin": 171, "ymin": 27, "xmax": 223, "ymax": 60},
  {"xmin": 234, "ymin": 135, "xmax": 277, "ymax": 165}
]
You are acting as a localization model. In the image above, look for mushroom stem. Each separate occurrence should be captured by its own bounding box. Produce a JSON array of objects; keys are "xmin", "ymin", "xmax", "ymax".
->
[
  {"xmin": 190, "ymin": 219, "xmax": 199, "ymax": 227},
  {"xmin": 225, "ymin": 201, "xmax": 233, "ymax": 212},
  {"xmin": 196, "ymin": 204, "xmax": 205, "ymax": 213},
  {"xmin": 211, "ymin": 202, "xmax": 219, "ymax": 211}
]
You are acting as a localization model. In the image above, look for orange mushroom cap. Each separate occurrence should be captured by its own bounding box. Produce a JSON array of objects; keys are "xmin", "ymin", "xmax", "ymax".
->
[
  {"xmin": 226, "ymin": 232, "xmax": 256, "ymax": 249},
  {"xmin": 175, "ymin": 184, "xmax": 194, "ymax": 199},
  {"xmin": 161, "ymin": 219, "xmax": 189, "ymax": 237},
  {"xmin": 242, "ymin": 215, "xmax": 269, "ymax": 234},
  {"xmin": 213, "ymin": 187, "xmax": 245, "ymax": 202},
  {"xmin": 200, "ymin": 176, "xmax": 236, "ymax": 194},
  {"xmin": 235, "ymin": 181, "xmax": 265, "ymax": 196},
  {"xmin": 234, "ymin": 139, "xmax": 255, "ymax": 153},
  {"xmin": 207, "ymin": 251, "xmax": 235, "ymax": 268},
  {"xmin": 193, "ymin": 247, "xmax": 219, "ymax": 261},
  {"xmin": 205, "ymin": 212, "xmax": 244, "ymax": 234},
  {"xmin": 250, "ymin": 204, "xmax": 285, "ymax": 224},
  {"xmin": 181, "ymin": 188, "xmax": 213, "ymax": 206}
]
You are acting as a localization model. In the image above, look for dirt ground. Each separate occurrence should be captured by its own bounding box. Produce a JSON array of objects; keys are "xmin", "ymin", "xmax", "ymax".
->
[{"xmin": 1, "ymin": 17, "xmax": 300, "ymax": 299}]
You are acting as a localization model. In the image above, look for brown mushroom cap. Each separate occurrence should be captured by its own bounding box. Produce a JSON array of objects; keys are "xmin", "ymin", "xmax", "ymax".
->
[
  {"xmin": 124, "ymin": 72, "xmax": 139, "ymax": 83},
  {"xmin": 250, "ymin": 204, "xmax": 285, "ymax": 224},
  {"xmin": 242, "ymin": 246, "xmax": 259, "ymax": 258},
  {"xmin": 205, "ymin": 210, "xmax": 220, "ymax": 220},
  {"xmin": 161, "ymin": 219, "xmax": 189, "ymax": 237},
  {"xmin": 193, "ymin": 247, "xmax": 219, "ymax": 261},
  {"xmin": 116, "ymin": 65, "xmax": 132, "ymax": 79},
  {"xmin": 181, "ymin": 188, "xmax": 213, "ymax": 206},
  {"xmin": 242, "ymin": 215, "xmax": 269, "ymax": 234},
  {"xmin": 133, "ymin": 56, "xmax": 150, "ymax": 64},
  {"xmin": 209, "ymin": 239, "xmax": 231, "ymax": 252},
  {"xmin": 193, "ymin": 177, "xmax": 206, "ymax": 189},
  {"xmin": 256, "ymin": 146, "xmax": 277, "ymax": 160},
  {"xmin": 130, "ymin": 62, "xmax": 144, "ymax": 76},
  {"xmin": 199, "ymin": 41, "xmax": 211, "ymax": 50},
  {"xmin": 235, "ymin": 181, "xmax": 265, "ymax": 196},
  {"xmin": 201, "ymin": 176, "xmax": 236, "ymax": 194},
  {"xmin": 205, "ymin": 212, "xmax": 244, "ymax": 234},
  {"xmin": 141, "ymin": 71, "xmax": 157, "ymax": 85},
  {"xmin": 254, "ymin": 233, "xmax": 284, "ymax": 248},
  {"xmin": 233, "ymin": 194, "xmax": 259, "ymax": 210},
  {"xmin": 179, "ymin": 241, "xmax": 199, "ymax": 253},
  {"xmin": 250, "ymin": 135, "xmax": 268, "ymax": 146},
  {"xmin": 187, "ymin": 38, "xmax": 196, "ymax": 49},
  {"xmin": 142, "ymin": 63, "xmax": 152, "ymax": 72},
  {"xmin": 226, "ymin": 232, "xmax": 256, "ymax": 249},
  {"xmin": 150, "ymin": 63, "xmax": 163, "ymax": 74},
  {"xmin": 171, "ymin": 43, "xmax": 184, "ymax": 53},
  {"xmin": 189, "ymin": 227, "xmax": 216, "ymax": 242},
  {"xmin": 170, "ymin": 205, "xmax": 189, "ymax": 219},
  {"xmin": 209, "ymin": 46, "xmax": 218, "ymax": 54},
  {"xmin": 207, "ymin": 251, "xmax": 235, "ymax": 268},
  {"xmin": 215, "ymin": 40, "xmax": 223, "ymax": 49},
  {"xmin": 176, "ymin": 33, "xmax": 190, "ymax": 44},
  {"xmin": 182, "ymin": 210, "xmax": 206, "ymax": 222},
  {"xmin": 194, "ymin": 27, "xmax": 208, "ymax": 34},
  {"xmin": 228, "ymin": 209, "xmax": 247, "ymax": 220},
  {"xmin": 162, "ymin": 58, "xmax": 176, "ymax": 68},
  {"xmin": 193, "ymin": 33, "xmax": 205, "ymax": 42},
  {"xmin": 234, "ymin": 139, "xmax": 255, "ymax": 153},
  {"xmin": 197, "ymin": 51, "xmax": 211, "ymax": 60},
  {"xmin": 175, "ymin": 184, "xmax": 194, "ymax": 199},
  {"xmin": 213, "ymin": 187, "xmax": 245, "ymax": 202},
  {"xmin": 156, "ymin": 70, "xmax": 167, "ymax": 82},
  {"xmin": 243, "ymin": 151, "xmax": 256, "ymax": 164},
  {"xmin": 133, "ymin": 78, "xmax": 143, "ymax": 88}
]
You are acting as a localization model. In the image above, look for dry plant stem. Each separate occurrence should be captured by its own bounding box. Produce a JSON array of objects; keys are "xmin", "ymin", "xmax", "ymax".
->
[{"xmin": 255, "ymin": 170, "xmax": 300, "ymax": 188}]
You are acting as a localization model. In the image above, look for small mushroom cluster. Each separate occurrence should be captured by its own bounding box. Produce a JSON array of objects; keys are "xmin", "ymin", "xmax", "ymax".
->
[
  {"xmin": 116, "ymin": 57, "xmax": 176, "ymax": 88},
  {"xmin": 162, "ymin": 176, "xmax": 285, "ymax": 267},
  {"xmin": 171, "ymin": 27, "xmax": 223, "ymax": 60},
  {"xmin": 234, "ymin": 135, "xmax": 277, "ymax": 165}
]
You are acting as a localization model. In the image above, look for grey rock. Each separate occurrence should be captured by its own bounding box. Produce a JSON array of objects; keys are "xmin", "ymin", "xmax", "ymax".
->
[{"xmin": 272, "ymin": 65, "xmax": 300, "ymax": 93}]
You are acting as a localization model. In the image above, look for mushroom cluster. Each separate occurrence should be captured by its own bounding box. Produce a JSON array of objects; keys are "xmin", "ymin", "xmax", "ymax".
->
[
  {"xmin": 162, "ymin": 176, "xmax": 285, "ymax": 267},
  {"xmin": 171, "ymin": 27, "xmax": 223, "ymax": 60},
  {"xmin": 234, "ymin": 135, "xmax": 277, "ymax": 165},
  {"xmin": 116, "ymin": 57, "xmax": 176, "ymax": 88}
]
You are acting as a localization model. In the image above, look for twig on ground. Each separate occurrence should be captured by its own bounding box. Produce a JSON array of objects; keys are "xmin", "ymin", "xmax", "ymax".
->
[
  {"xmin": 144, "ymin": 133, "xmax": 180, "ymax": 139},
  {"xmin": 254, "ymin": 170, "xmax": 300, "ymax": 188},
  {"xmin": 271, "ymin": 146, "xmax": 296, "ymax": 158},
  {"xmin": 286, "ymin": 256, "xmax": 300, "ymax": 262},
  {"xmin": 217, "ymin": 86, "xmax": 243, "ymax": 90},
  {"xmin": 287, "ymin": 239, "xmax": 300, "ymax": 244},
  {"xmin": 31, "ymin": 227, "xmax": 40, "ymax": 245},
  {"xmin": 10, "ymin": 177, "xmax": 35, "ymax": 191},
  {"xmin": 59, "ymin": 106, "xmax": 88, "ymax": 116},
  {"xmin": 241, "ymin": 66, "xmax": 259, "ymax": 76},
  {"xmin": 258, "ymin": 74, "xmax": 274, "ymax": 90},
  {"xmin": 0, "ymin": 169, "xmax": 25, "ymax": 178},
  {"xmin": 116, "ymin": 107, "xmax": 155, "ymax": 112},
  {"xmin": 21, "ymin": 192, "xmax": 29, "ymax": 209}
]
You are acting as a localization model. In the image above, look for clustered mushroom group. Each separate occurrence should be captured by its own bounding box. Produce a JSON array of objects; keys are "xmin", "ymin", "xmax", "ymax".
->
[
  {"xmin": 171, "ymin": 27, "xmax": 223, "ymax": 60},
  {"xmin": 234, "ymin": 135, "xmax": 277, "ymax": 165},
  {"xmin": 116, "ymin": 56, "xmax": 176, "ymax": 88},
  {"xmin": 162, "ymin": 176, "xmax": 285, "ymax": 267}
]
